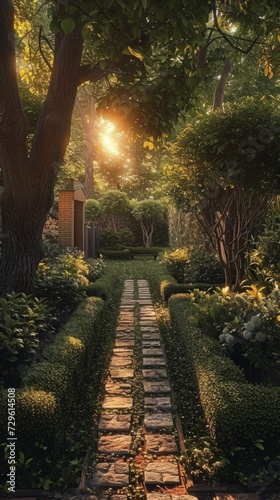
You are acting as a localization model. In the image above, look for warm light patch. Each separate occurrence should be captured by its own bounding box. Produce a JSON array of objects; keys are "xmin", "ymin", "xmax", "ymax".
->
[{"xmin": 100, "ymin": 120, "xmax": 120, "ymax": 155}]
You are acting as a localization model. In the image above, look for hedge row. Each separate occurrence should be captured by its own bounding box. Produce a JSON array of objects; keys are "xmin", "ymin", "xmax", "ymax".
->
[
  {"xmin": 155, "ymin": 271, "xmax": 219, "ymax": 302},
  {"xmin": 85, "ymin": 270, "xmax": 120, "ymax": 300},
  {"xmin": 168, "ymin": 294, "xmax": 280, "ymax": 478},
  {"xmin": 99, "ymin": 246, "xmax": 164, "ymax": 260},
  {"xmin": 0, "ymin": 296, "xmax": 105, "ymax": 468}
]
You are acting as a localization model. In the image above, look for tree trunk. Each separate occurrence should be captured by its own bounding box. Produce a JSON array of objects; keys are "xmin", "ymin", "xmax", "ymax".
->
[
  {"xmin": 0, "ymin": 1, "xmax": 83, "ymax": 295},
  {"xmin": 213, "ymin": 58, "xmax": 231, "ymax": 110}
]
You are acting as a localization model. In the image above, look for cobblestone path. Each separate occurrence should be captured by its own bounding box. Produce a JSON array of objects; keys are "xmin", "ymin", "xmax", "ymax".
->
[{"xmin": 91, "ymin": 280, "xmax": 196, "ymax": 500}]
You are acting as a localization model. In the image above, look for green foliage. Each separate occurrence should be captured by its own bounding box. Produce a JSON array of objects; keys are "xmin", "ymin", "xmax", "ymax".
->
[
  {"xmin": 100, "ymin": 228, "xmax": 117, "ymax": 247},
  {"xmin": 85, "ymin": 271, "xmax": 121, "ymax": 301},
  {"xmin": 35, "ymin": 249, "xmax": 89, "ymax": 314},
  {"xmin": 160, "ymin": 248, "xmax": 190, "ymax": 281},
  {"xmin": 99, "ymin": 189, "xmax": 131, "ymax": 219},
  {"xmin": 132, "ymin": 199, "xmax": 165, "ymax": 223},
  {"xmin": 100, "ymin": 249, "xmax": 131, "ymax": 260},
  {"xmin": 87, "ymin": 256, "xmax": 105, "ymax": 282},
  {"xmin": 85, "ymin": 199, "xmax": 101, "ymax": 222},
  {"xmin": 0, "ymin": 293, "xmax": 48, "ymax": 382},
  {"xmin": 168, "ymin": 295, "xmax": 280, "ymax": 483},
  {"xmin": 0, "ymin": 297, "xmax": 105, "ymax": 487},
  {"xmin": 188, "ymin": 284, "xmax": 280, "ymax": 384},
  {"xmin": 117, "ymin": 227, "xmax": 135, "ymax": 246}
]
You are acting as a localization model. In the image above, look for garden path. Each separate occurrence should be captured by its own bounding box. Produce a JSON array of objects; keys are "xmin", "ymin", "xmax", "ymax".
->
[{"xmin": 91, "ymin": 279, "xmax": 194, "ymax": 500}]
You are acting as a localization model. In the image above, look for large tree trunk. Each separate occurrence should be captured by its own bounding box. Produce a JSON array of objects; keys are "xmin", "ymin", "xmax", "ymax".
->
[{"xmin": 0, "ymin": 0, "xmax": 83, "ymax": 295}]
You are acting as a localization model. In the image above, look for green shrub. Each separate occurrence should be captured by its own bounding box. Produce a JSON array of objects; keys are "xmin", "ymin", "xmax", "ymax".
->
[
  {"xmin": 0, "ymin": 293, "xmax": 48, "ymax": 383},
  {"xmin": 117, "ymin": 227, "xmax": 135, "ymax": 246},
  {"xmin": 100, "ymin": 249, "xmax": 130, "ymax": 260},
  {"xmin": 168, "ymin": 295, "xmax": 280, "ymax": 483},
  {"xmin": 35, "ymin": 250, "xmax": 89, "ymax": 314},
  {"xmin": 87, "ymin": 256, "xmax": 105, "ymax": 282},
  {"xmin": 160, "ymin": 248, "xmax": 190, "ymax": 281},
  {"xmin": 85, "ymin": 272, "xmax": 120, "ymax": 301},
  {"xmin": 0, "ymin": 297, "xmax": 104, "ymax": 465},
  {"xmin": 126, "ymin": 246, "xmax": 164, "ymax": 255},
  {"xmin": 99, "ymin": 228, "xmax": 117, "ymax": 247}
]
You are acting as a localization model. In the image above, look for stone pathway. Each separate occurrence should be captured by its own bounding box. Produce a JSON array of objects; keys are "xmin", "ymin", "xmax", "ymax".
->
[{"xmin": 91, "ymin": 279, "xmax": 193, "ymax": 500}]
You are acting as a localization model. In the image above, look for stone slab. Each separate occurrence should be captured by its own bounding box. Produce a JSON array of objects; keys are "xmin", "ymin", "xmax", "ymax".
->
[
  {"xmin": 144, "ymin": 397, "xmax": 172, "ymax": 412},
  {"xmin": 143, "ymin": 358, "xmax": 166, "ymax": 367},
  {"xmin": 142, "ymin": 341, "xmax": 161, "ymax": 347},
  {"xmin": 110, "ymin": 357, "xmax": 133, "ymax": 367},
  {"xmin": 145, "ymin": 434, "xmax": 178, "ymax": 455},
  {"xmin": 142, "ymin": 333, "xmax": 161, "ymax": 338},
  {"xmin": 110, "ymin": 369, "xmax": 134, "ymax": 379},
  {"xmin": 105, "ymin": 382, "xmax": 132, "ymax": 395},
  {"xmin": 92, "ymin": 462, "xmax": 129, "ymax": 487},
  {"xmin": 115, "ymin": 341, "xmax": 135, "ymax": 348},
  {"xmin": 98, "ymin": 414, "xmax": 131, "ymax": 431},
  {"xmin": 142, "ymin": 369, "xmax": 168, "ymax": 379},
  {"xmin": 102, "ymin": 396, "xmax": 133, "ymax": 409},
  {"xmin": 144, "ymin": 414, "xmax": 174, "ymax": 430},
  {"xmin": 143, "ymin": 381, "xmax": 171, "ymax": 394},
  {"xmin": 98, "ymin": 435, "xmax": 131, "ymax": 455},
  {"xmin": 113, "ymin": 349, "xmax": 134, "ymax": 356},
  {"xmin": 144, "ymin": 461, "xmax": 180, "ymax": 485},
  {"xmin": 143, "ymin": 349, "xmax": 165, "ymax": 357},
  {"xmin": 214, "ymin": 496, "xmax": 259, "ymax": 500}
]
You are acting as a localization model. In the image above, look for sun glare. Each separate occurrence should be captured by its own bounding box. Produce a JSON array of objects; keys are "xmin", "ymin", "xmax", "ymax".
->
[{"xmin": 100, "ymin": 120, "xmax": 120, "ymax": 156}]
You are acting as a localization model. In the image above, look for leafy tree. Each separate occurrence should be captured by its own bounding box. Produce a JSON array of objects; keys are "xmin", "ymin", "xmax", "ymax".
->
[
  {"xmin": 99, "ymin": 190, "xmax": 131, "ymax": 233},
  {"xmin": 132, "ymin": 199, "xmax": 165, "ymax": 247},
  {"xmin": 167, "ymin": 100, "xmax": 280, "ymax": 290},
  {"xmin": 85, "ymin": 199, "xmax": 100, "ymax": 223}
]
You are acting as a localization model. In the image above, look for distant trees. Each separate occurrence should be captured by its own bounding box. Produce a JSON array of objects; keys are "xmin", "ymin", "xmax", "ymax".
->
[{"xmin": 132, "ymin": 200, "xmax": 165, "ymax": 247}]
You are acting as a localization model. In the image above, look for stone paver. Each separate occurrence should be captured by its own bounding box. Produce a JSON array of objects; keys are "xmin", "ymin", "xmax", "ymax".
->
[
  {"xmin": 110, "ymin": 369, "xmax": 134, "ymax": 379},
  {"xmin": 110, "ymin": 357, "xmax": 133, "ymax": 367},
  {"xmin": 143, "ymin": 381, "xmax": 171, "ymax": 394},
  {"xmin": 144, "ymin": 461, "xmax": 180, "ymax": 485},
  {"xmin": 144, "ymin": 397, "xmax": 172, "ymax": 412},
  {"xmin": 98, "ymin": 414, "xmax": 131, "ymax": 432},
  {"xmin": 105, "ymin": 382, "xmax": 132, "ymax": 395},
  {"xmin": 98, "ymin": 435, "xmax": 131, "ymax": 455},
  {"xmin": 144, "ymin": 414, "xmax": 174, "ymax": 430},
  {"xmin": 102, "ymin": 396, "xmax": 133, "ymax": 409},
  {"xmin": 113, "ymin": 349, "xmax": 134, "ymax": 356},
  {"xmin": 145, "ymin": 434, "xmax": 178, "ymax": 455},
  {"xmin": 115, "ymin": 341, "xmax": 135, "ymax": 347},
  {"xmin": 147, "ymin": 496, "xmax": 198, "ymax": 500},
  {"xmin": 92, "ymin": 462, "xmax": 129, "ymax": 487},
  {"xmin": 143, "ymin": 357, "xmax": 166, "ymax": 367},
  {"xmin": 143, "ymin": 349, "xmax": 165, "ymax": 357},
  {"xmin": 142, "ymin": 369, "xmax": 168, "ymax": 379},
  {"xmin": 142, "ymin": 340, "xmax": 161, "ymax": 347}
]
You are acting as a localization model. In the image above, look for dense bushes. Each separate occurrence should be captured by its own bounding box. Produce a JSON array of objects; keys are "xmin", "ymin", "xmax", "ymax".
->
[
  {"xmin": 0, "ymin": 296, "xmax": 105, "ymax": 485},
  {"xmin": 168, "ymin": 294, "xmax": 280, "ymax": 484},
  {"xmin": 0, "ymin": 293, "xmax": 51, "ymax": 385},
  {"xmin": 160, "ymin": 247, "xmax": 224, "ymax": 283}
]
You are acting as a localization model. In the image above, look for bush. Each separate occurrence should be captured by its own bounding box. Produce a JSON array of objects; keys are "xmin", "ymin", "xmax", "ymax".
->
[
  {"xmin": 160, "ymin": 248, "xmax": 189, "ymax": 281},
  {"xmin": 99, "ymin": 228, "xmax": 117, "ymax": 247},
  {"xmin": 87, "ymin": 256, "xmax": 105, "ymax": 282},
  {"xmin": 85, "ymin": 272, "xmax": 121, "ymax": 301},
  {"xmin": 0, "ymin": 297, "xmax": 105, "ymax": 474},
  {"xmin": 160, "ymin": 247, "xmax": 224, "ymax": 283},
  {"xmin": 168, "ymin": 294, "xmax": 280, "ymax": 484},
  {"xmin": 0, "ymin": 293, "xmax": 48, "ymax": 384},
  {"xmin": 117, "ymin": 227, "xmax": 135, "ymax": 246},
  {"xmin": 100, "ymin": 249, "xmax": 130, "ymax": 260},
  {"xmin": 35, "ymin": 249, "xmax": 89, "ymax": 314}
]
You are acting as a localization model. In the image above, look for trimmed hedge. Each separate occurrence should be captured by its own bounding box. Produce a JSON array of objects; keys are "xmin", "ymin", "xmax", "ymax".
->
[
  {"xmin": 168, "ymin": 294, "xmax": 280, "ymax": 478},
  {"xmin": 100, "ymin": 249, "xmax": 130, "ymax": 260},
  {"xmin": 85, "ymin": 271, "xmax": 120, "ymax": 301},
  {"xmin": 157, "ymin": 272, "xmax": 219, "ymax": 302},
  {"xmin": 0, "ymin": 297, "xmax": 104, "ymax": 464}
]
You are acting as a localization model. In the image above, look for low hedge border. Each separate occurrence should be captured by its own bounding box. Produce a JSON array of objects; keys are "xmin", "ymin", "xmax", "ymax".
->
[
  {"xmin": 0, "ymin": 296, "xmax": 105, "ymax": 472},
  {"xmin": 168, "ymin": 294, "xmax": 280, "ymax": 482},
  {"xmin": 98, "ymin": 246, "xmax": 165, "ymax": 260},
  {"xmin": 157, "ymin": 272, "xmax": 219, "ymax": 302},
  {"xmin": 85, "ymin": 271, "xmax": 120, "ymax": 300}
]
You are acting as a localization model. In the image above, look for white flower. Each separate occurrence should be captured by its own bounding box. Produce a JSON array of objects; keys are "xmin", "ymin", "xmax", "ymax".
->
[
  {"xmin": 243, "ymin": 329, "xmax": 253, "ymax": 340},
  {"xmin": 222, "ymin": 327, "xmax": 230, "ymax": 335},
  {"xmin": 225, "ymin": 334, "xmax": 235, "ymax": 344},
  {"xmin": 250, "ymin": 315, "xmax": 262, "ymax": 328},
  {"xmin": 219, "ymin": 334, "xmax": 227, "ymax": 342},
  {"xmin": 244, "ymin": 321, "xmax": 255, "ymax": 332},
  {"xmin": 255, "ymin": 331, "xmax": 266, "ymax": 342}
]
